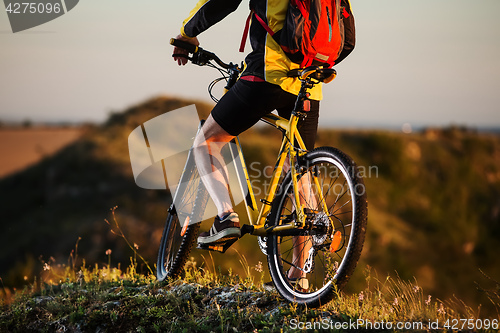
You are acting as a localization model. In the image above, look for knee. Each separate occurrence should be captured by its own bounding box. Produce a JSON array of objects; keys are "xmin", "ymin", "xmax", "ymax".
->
[
  {"xmin": 193, "ymin": 131, "xmax": 224, "ymax": 157},
  {"xmin": 193, "ymin": 116, "xmax": 234, "ymax": 153},
  {"xmin": 193, "ymin": 130, "xmax": 232, "ymax": 151}
]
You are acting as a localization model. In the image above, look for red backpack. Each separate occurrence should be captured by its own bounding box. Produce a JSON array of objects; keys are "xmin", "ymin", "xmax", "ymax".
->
[{"xmin": 240, "ymin": 0, "xmax": 355, "ymax": 68}]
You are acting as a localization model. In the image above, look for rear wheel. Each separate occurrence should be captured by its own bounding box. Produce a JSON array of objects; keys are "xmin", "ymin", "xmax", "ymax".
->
[{"xmin": 267, "ymin": 147, "xmax": 367, "ymax": 307}]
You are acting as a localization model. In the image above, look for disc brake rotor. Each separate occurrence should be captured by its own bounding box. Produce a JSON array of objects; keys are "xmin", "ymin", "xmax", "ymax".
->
[{"xmin": 312, "ymin": 212, "xmax": 331, "ymax": 245}]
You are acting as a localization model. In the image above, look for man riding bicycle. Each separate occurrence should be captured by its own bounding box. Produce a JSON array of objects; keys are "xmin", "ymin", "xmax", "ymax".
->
[{"xmin": 173, "ymin": 0, "xmax": 355, "ymax": 281}]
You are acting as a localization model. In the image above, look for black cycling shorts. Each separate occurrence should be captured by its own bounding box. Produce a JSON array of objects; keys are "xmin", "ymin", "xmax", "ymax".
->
[{"xmin": 211, "ymin": 78, "xmax": 320, "ymax": 150}]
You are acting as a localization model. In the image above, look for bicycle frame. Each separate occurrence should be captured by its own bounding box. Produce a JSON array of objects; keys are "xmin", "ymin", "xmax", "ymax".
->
[{"xmin": 228, "ymin": 110, "xmax": 329, "ymax": 238}]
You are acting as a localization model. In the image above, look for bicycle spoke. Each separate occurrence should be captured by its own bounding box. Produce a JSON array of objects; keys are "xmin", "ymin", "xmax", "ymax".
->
[
  {"xmin": 332, "ymin": 214, "xmax": 352, "ymax": 227},
  {"xmin": 279, "ymin": 236, "xmax": 311, "ymax": 260},
  {"xmin": 267, "ymin": 148, "xmax": 367, "ymax": 305},
  {"xmin": 331, "ymin": 210, "xmax": 352, "ymax": 217},
  {"xmin": 332, "ymin": 179, "xmax": 347, "ymax": 207},
  {"xmin": 331, "ymin": 198, "xmax": 352, "ymax": 215},
  {"xmin": 314, "ymin": 169, "xmax": 338, "ymax": 211}
]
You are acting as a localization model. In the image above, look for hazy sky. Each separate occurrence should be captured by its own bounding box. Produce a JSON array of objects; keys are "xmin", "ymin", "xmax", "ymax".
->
[{"xmin": 1, "ymin": 0, "xmax": 499, "ymax": 129}]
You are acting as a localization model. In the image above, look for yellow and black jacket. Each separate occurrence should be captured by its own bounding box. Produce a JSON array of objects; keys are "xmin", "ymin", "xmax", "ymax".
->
[{"xmin": 180, "ymin": 0, "xmax": 355, "ymax": 101}]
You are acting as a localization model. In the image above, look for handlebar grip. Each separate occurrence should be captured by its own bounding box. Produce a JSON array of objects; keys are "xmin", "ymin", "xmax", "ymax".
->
[{"xmin": 170, "ymin": 38, "xmax": 198, "ymax": 54}]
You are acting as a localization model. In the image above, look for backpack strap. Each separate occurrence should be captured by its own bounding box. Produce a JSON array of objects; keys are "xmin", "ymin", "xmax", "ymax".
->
[
  {"xmin": 253, "ymin": 12, "xmax": 275, "ymax": 37},
  {"xmin": 292, "ymin": 0, "xmax": 308, "ymax": 18},
  {"xmin": 240, "ymin": 10, "xmax": 277, "ymax": 53},
  {"xmin": 301, "ymin": 57, "xmax": 315, "ymax": 68},
  {"xmin": 239, "ymin": 10, "xmax": 253, "ymax": 53}
]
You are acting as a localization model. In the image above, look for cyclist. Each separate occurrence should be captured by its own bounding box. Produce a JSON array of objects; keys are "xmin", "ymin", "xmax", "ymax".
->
[{"xmin": 173, "ymin": 0, "xmax": 355, "ymax": 275}]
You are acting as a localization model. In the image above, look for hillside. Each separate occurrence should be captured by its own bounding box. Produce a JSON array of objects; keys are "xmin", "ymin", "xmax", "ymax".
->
[
  {"xmin": 0, "ymin": 96, "xmax": 499, "ymax": 317},
  {"xmin": 2, "ymin": 260, "xmax": 497, "ymax": 332},
  {"xmin": 0, "ymin": 126, "xmax": 84, "ymax": 178},
  {"xmin": 0, "ymin": 96, "xmax": 212, "ymax": 287}
]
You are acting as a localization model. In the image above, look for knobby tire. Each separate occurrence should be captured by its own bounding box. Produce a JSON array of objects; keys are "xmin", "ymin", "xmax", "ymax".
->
[{"xmin": 267, "ymin": 147, "xmax": 368, "ymax": 307}]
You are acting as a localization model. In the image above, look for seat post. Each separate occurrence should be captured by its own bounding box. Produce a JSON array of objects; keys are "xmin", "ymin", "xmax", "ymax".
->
[{"xmin": 292, "ymin": 79, "xmax": 314, "ymax": 117}]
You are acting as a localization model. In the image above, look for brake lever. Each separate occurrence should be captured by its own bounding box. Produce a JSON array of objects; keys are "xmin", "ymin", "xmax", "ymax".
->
[
  {"xmin": 193, "ymin": 52, "xmax": 213, "ymax": 66},
  {"xmin": 171, "ymin": 52, "xmax": 207, "ymax": 66},
  {"xmin": 172, "ymin": 53, "xmax": 190, "ymax": 59}
]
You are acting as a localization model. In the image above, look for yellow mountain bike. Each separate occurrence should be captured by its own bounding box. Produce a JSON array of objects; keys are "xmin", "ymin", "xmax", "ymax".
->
[{"xmin": 157, "ymin": 39, "xmax": 367, "ymax": 307}]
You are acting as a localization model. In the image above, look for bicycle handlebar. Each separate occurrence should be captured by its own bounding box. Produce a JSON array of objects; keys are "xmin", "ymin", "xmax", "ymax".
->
[
  {"xmin": 170, "ymin": 38, "xmax": 236, "ymax": 70},
  {"xmin": 170, "ymin": 38, "xmax": 199, "ymax": 54}
]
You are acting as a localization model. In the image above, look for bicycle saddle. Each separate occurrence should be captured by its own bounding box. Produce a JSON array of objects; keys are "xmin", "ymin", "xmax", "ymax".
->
[{"xmin": 287, "ymin": 66, "xmax": 337, "ymax": 83}]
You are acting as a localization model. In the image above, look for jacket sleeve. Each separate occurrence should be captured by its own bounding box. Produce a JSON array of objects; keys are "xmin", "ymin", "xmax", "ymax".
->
[
  {"xmin": 335, "ymin": 0, "xmax": 355, "ymax": 65},
  {"xmin": 181, "ymin": 0, "xmax": 243, "ymax": 38}
]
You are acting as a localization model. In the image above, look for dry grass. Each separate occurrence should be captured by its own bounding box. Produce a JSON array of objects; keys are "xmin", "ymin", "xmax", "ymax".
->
[{"xmin": 2, "ymin": 255, "xmax": 499, "ymax": 332}]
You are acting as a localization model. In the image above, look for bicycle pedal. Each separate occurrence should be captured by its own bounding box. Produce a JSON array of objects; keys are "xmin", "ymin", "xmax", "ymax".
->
[
  {"xmin": 197, "ymin": 237, "xmax": 238, "ymax": 253},
  {"xmin": 240, "ymin": 224, "xmax": 254, "ymax": 236}
]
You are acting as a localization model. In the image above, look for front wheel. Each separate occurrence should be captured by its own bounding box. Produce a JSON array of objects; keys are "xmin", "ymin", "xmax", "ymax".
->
[
  {"xmin": 156, "ymin": 150, "xmax": 208, "ymax": 281},
  {"xmin": 267, "ymin": 147, "xmax": 367, "ymax": 307}
]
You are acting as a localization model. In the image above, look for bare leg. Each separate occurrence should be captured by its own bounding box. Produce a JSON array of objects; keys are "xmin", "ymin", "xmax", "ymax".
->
[
  {"xmin": 285, "ymin": 163, "xmax": 316, "ymax": 280},
  {"xmin": 193, "ymin": 115, "xmax": 235, "ymax": 218}
]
